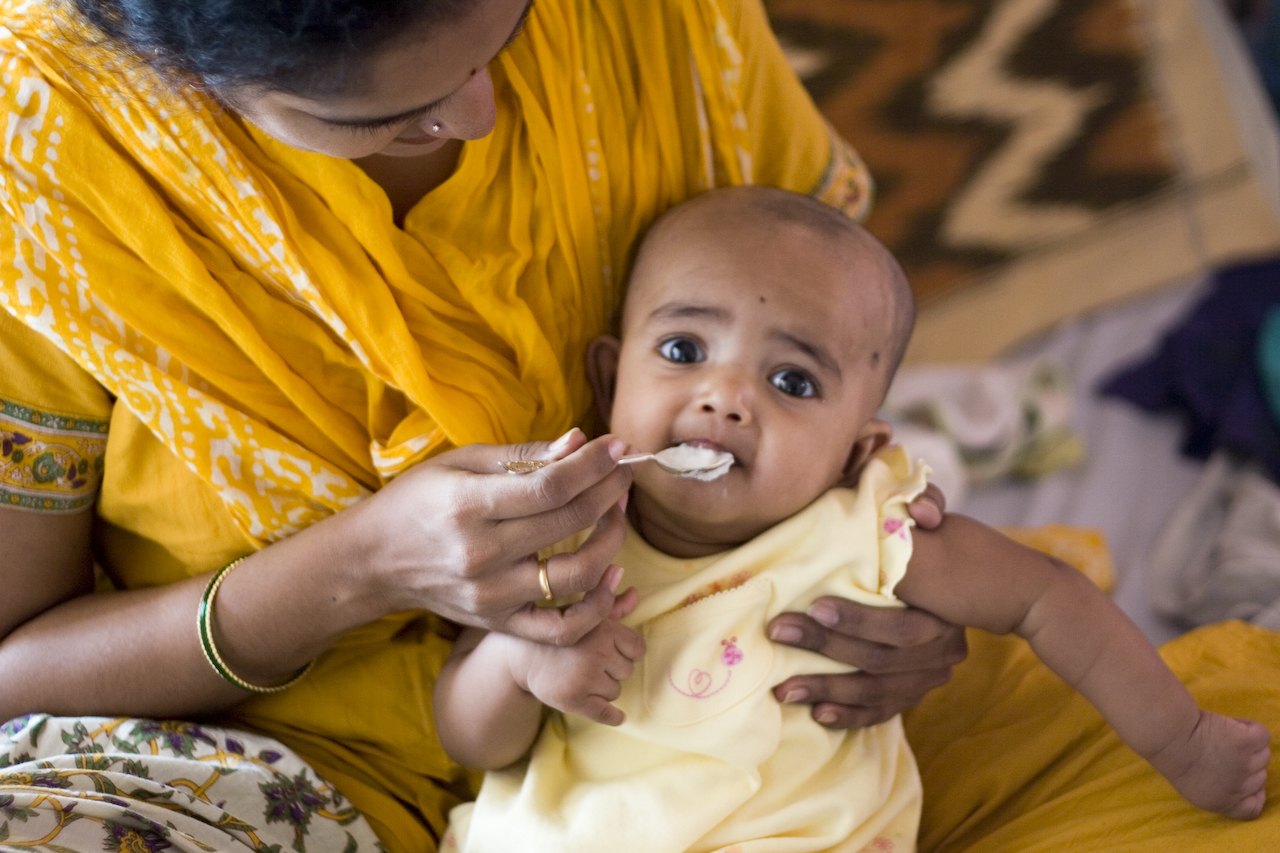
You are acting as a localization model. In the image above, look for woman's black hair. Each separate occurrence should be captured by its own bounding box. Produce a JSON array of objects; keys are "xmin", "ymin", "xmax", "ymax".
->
[{"xmin": 69, "ymin": 0, "xmax": 474, "ymax": 97}]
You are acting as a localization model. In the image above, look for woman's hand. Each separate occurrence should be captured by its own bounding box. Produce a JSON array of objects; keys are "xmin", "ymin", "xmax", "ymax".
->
[
  {"xmin": 767, "ymin": 483, "xmax": 968, "ymax": 728},
  {"xmin": 351, "ymin": 428, "xmax": 634, "ymax": 646}
]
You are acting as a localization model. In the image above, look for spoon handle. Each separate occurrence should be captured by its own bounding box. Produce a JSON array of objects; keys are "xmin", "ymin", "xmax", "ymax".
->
[
  {"xmin": 501, "ymin": 453, "xmax": 653, "ymax": 474},
  {"xmin": 617, "ymin": 453, "xmax": 656, "ymax": 465}
]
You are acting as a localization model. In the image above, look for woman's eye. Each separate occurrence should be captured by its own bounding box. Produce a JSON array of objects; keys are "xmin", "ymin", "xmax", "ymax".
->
[
  {"xmin": 658, "ymin": 338, "xmax": 704, "ymax": 364},
  {"xmin": 770, "ymin": 369, "xmax": 818, "ymax": 398}
]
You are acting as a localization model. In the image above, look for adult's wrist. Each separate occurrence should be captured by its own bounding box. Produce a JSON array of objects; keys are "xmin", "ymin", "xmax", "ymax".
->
[{"xmin": 316, "ymin": 487, "xmax": 425, "ymax": 617}]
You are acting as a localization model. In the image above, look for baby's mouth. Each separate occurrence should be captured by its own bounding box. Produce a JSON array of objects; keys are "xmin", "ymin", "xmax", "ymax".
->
[{"xmin": 677, "ymin": 438, "xmax": 744, "ymax": 469}]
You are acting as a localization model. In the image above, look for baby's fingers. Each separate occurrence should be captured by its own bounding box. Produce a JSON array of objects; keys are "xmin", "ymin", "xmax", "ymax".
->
[
  {"xmin": 613, "ymin": 621, "xmax": 646, "ymax": 662},
  {"xmin": 575, "ymin": 694, "xmax": 627, "ymax": 727}
]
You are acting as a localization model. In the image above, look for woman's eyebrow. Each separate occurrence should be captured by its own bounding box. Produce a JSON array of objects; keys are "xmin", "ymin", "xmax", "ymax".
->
[{"xmin": 317, "ymin": 0, "xmax": 535, "ymax": 129}]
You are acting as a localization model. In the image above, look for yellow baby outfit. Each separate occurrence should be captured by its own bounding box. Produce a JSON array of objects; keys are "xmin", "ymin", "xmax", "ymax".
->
[{"xmin": 446, "ymin": 447, "xmax": 928, "ymax": 853}]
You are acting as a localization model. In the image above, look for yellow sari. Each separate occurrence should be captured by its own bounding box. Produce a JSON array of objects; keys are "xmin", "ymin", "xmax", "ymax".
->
[{"xmin": 0, "ymin": 0, "xmax": 866, "ymax": 850}]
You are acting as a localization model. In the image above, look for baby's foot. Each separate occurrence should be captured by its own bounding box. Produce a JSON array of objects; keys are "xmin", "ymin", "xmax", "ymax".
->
[{"xmin": 1154, "ymin": 710, "xmax": 1270, "ymax": 820}]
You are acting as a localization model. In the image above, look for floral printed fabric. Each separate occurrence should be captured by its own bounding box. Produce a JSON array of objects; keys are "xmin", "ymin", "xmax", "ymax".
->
[{"xmin": 0, "ymin": 716, "xmax": 384, "ymax": 853}]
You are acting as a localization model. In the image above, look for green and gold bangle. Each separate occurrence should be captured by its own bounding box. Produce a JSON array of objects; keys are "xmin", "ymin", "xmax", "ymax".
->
[{"xmin": 197, "ymin": 558, "xmax": 314, "ymax": 694}]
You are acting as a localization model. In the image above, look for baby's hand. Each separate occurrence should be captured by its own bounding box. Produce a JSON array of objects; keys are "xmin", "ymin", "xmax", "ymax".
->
[
  {"xmin": 515, "ymin": 588, "xmax": 646, "ymax": 726},
  {"xmin": 1154, "ymin": 710, "xmax": 1270, "ymax": 820}
]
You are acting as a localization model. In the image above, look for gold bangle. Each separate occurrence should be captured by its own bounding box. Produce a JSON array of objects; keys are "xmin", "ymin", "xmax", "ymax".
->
[
  {"xmin": 197, "ymin": 558, "xmax": 315, "ymax": 694},
  {"xmin": 537, "ymin": 557, "xmax": 555, "ymax": 602}
]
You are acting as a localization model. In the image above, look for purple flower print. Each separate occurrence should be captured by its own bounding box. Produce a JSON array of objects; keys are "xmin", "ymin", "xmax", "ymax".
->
[
  {"xmin": 261, "ymin": 770, "xmax": 329, "ymax": 852},
  {"xmin": 104, "ymin": 819, "xmax": 172, "ymax": 853}
]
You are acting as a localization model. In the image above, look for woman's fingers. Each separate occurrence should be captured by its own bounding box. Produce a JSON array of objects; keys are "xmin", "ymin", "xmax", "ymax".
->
[
  {"xmin": 766, "ymin": 599, "xmax": 967, "ymax": 730},
  {"xmin": 447, "ymin": 427, "xmax": 588, "ymax": 475},
  {"xmin": 505, "ymin": 564, "xmax": 622, "ymax": 646},
  {"xmin": 454, "ymin": 434, "xmax": 629, "ymax": 523},
  {"xmin": 769, "ymin": 596, "xmax": 965, "ymax": 662},
  {"xmin": 772, "ymin": 667, "xmax": 954, "ymax": 729},
  {"xmin": 531, "ymin": 504, "xmax": 629, "ymax": 600}
]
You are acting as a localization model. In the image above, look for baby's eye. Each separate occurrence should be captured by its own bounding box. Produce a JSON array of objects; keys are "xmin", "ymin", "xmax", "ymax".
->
[
  {"xmin": 658, "ymin": 338, "xmax": 704, "ymax": 364},
  {"xmin": 770, "ymin": 368, "xmax": 818, "ymax": 398}
]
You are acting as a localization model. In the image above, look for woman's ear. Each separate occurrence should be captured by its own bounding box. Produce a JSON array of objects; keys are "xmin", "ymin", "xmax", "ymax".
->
[
  {"xmin": 585, "ymin": 335, "xmax": 622, "ymax": 426},
  {"xmin": 837, "ymin": 418, "xmax": 894, "ymax": 488}
]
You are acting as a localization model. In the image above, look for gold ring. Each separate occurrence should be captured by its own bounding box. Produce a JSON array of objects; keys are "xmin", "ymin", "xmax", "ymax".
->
[{"xmin": 537, "ymin": 558, "xmax": 554, "ymax": 602}]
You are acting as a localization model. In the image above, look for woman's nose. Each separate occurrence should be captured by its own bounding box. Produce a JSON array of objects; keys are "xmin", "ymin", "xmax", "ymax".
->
[{"xmin": 432, "ymin": 67, "xmax": 497, "ymax": 141}]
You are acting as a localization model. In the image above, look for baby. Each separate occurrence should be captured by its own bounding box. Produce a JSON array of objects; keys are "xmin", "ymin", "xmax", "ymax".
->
[{"xmin": 435, "ymin": 186, "xmax": 1270, "ymax": 853}]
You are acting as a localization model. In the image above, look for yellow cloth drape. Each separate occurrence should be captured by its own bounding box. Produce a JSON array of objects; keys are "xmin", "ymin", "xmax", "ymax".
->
[{"xmin": 0, "ymin": 1, "xmax": 865, "ymax": 851}]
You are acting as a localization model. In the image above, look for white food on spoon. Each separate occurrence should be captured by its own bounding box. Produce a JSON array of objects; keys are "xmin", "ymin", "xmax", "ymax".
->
[{"xmin": 654, "ymin": 443, "xmax": 735, "ymax": 481}]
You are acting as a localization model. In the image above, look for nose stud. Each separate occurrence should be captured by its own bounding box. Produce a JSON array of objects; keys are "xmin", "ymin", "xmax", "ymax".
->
[{"xmin": 431, "ymin": 123, "xmax": 441, "ymax": 133}]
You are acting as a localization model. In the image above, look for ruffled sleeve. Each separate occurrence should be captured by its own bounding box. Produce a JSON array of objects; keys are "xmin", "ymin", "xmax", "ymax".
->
[{"xmin": 861, "ymin": 445, "xmax": 930, "ymax": 598}]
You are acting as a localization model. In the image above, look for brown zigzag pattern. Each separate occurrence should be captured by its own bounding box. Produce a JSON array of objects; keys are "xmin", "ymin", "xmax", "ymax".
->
[{"xmin": 766, "ymin": 0, "xmax": 1176, "ymax": 305}]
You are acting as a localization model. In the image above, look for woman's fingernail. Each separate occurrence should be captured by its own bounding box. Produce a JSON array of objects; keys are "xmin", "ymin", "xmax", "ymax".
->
[
  {"xmin": 782, "ymin": 688, "xmax": 808, "ymax": 703},
  {"xmin": 618, "ymin": 491, "xmax": 630, "ymax": 512},
  {"xmin": 608, "ymin": 437, "xmax": 628, "ymax": 460},
  {"xmin": 809, "ymin": 603, "xmax": 839, "ymax": 627},
  {"xmin": 817, "ymin": 709, "xmax": 838, "ymax": 725},
  {"xmin": 608, "ymin": 565, "xmax": 623, "ymax": 593},
  {"xmin": 550, "ymin": 428, "xmax": 582, "ymax": 455},
  {"xmin": 770, "ymin": 625, "xmax": 803, "ymax": 643}
]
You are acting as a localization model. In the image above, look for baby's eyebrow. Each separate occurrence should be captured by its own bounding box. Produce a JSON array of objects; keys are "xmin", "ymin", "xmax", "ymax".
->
[
  {"xmin": 647, "ymin": 303, "xmax": 731, "ymax": 323},
  {"xmin": 770, "ymin": 329, "xmax": 842, "ymax": 380}
]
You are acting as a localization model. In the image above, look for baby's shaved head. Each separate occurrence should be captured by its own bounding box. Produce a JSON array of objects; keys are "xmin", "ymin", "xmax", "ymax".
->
[{"xmin": 632, "ymin": 186, "xmax": 916, "ymax": 383}]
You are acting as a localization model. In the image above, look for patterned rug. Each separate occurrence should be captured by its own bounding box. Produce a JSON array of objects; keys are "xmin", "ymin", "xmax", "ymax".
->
[{"xmin": 767, "ymin": 0, "xmax": 1178, "ymax": 306}]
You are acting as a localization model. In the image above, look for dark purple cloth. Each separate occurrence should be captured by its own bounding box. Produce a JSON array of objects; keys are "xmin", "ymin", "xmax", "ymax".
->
[{"xmin": 1100, "ymin": 259, "xmax": 1280, "ymax": 481}]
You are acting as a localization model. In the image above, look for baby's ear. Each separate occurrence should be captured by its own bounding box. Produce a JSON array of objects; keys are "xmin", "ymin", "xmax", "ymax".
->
[
  {"xmin": 585, "ymin": 335, "xmax": 622, "ymax": 425},
  {"xmin": 837, "ymin": 418, "xmax": 893, "ymax": 489}
]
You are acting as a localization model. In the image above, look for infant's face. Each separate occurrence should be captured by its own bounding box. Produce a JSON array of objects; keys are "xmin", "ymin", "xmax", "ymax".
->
[{"xmin": 602, "ymin": 217, "xmax": 895, "ymax": 553}]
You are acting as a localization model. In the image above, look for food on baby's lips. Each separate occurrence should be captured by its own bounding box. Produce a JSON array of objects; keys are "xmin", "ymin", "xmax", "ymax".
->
[{"xmin": 656, "ymin": 444, "xmax": 734, "ymax": 481}]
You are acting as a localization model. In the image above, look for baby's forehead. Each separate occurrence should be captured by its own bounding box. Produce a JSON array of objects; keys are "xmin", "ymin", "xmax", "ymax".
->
[{"xmin": 628, "ymin": 204, "xmax": 896, "ymax": 328}]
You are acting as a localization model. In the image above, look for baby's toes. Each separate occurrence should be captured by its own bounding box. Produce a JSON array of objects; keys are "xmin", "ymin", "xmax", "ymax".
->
[{"xmin": 1224, "ymin": 786, "xmax": 1266, "ymax": 821}]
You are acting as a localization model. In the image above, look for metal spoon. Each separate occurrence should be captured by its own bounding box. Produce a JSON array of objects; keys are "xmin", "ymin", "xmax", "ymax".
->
[{"xmin": 502, "ymin": 444, "xmax": 734, "ymax": 480}]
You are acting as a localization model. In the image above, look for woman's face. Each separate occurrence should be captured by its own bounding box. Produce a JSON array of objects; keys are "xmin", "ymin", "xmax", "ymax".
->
[{"xmin": 232, "ymin": 0, "xmax": 533, "ymax": 159}]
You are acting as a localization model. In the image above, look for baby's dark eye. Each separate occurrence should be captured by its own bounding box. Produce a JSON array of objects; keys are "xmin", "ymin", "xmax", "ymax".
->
[
  {"xmin": 770, "ymin": 369, "xmax": 818, "ymax": 398},
  {"xmin": 659, "ymin": 338, "xmax": 704, "ymax": 364}
]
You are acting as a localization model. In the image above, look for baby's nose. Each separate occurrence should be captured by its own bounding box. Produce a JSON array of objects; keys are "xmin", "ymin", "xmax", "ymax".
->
[
  {"xmin": 700, "ymin": 401, "xmax": 745, "ymax": 422},
  {"xmin": 698, "ymin": 376, "xmax": 753, "ymax": 424}
]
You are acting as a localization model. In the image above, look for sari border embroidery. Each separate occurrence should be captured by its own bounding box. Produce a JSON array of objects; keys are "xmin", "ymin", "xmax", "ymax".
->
[
  {"xmin": 812, "ymin": 126, "xmax": 874, "ymax": 222},
  {"xmin": 0, "ymin": 397, "xmax": 108, "ymax": 513}
]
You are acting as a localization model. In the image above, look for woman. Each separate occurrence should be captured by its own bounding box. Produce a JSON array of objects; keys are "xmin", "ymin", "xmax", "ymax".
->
[
  {"xmin": 0, "ymin": 1, "xmax": 963, "ymax": 851},
  {"xmin": 0, "ymin": 1, "xmax": 1276, "ymax": 852}
]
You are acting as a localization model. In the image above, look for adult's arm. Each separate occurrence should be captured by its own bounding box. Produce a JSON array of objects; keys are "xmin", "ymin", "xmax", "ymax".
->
[{"xmin": 0, "ymin": 430, "xmax": 632, "ymax": 722}]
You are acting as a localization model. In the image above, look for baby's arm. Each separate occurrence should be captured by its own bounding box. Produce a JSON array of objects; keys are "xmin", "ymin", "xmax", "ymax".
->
[
  {"xmin": 434, "ymin": 581, "xmax": 645, "ymax": 770},
  {"xmin": 898, "ymin": 515, "xmax": 1270, "ymax": 820}
]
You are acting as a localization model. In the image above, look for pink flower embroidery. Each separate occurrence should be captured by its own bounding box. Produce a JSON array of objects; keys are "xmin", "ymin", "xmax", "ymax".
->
[
  {"xmin": 884, "ymin": 518, "xmax": 908, "ymax": 540},
  {"xmin": 720, "ymin": 637, "xmax": 743, "ymax": 666}
]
